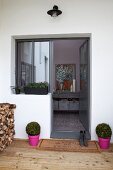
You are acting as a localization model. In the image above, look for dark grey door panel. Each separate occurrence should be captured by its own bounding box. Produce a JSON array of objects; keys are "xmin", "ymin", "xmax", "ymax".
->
[{"xmin": 79, "ymin": 40, "xmax": 90, "ymax": 131}]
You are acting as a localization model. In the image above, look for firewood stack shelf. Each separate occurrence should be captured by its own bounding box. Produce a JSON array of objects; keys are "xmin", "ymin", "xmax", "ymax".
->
[{"xmin": 0, "ymin": 103, "xmax": 16, "ymax": 151}]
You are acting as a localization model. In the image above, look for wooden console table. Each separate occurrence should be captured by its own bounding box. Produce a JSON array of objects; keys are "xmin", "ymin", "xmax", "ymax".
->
[{"xmin": 52, "ymin": 92, "xmax": 80, "ymax": 111}]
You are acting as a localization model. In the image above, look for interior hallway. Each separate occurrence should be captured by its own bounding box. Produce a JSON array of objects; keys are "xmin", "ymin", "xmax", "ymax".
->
[{"xmin": 53, "ymin": 112, "xmax": 85, "ymax": 132}]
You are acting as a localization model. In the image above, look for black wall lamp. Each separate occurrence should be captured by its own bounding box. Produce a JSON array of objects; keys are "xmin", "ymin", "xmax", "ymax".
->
[{"xmin": 47, "ymin": 5, "xmax": 62, "ymax": 17}]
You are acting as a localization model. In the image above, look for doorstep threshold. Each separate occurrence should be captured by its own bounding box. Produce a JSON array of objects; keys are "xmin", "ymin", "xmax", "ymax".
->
[{"xmin": 51, "ymin": 131, "xmax": 91, "ymax": 139}]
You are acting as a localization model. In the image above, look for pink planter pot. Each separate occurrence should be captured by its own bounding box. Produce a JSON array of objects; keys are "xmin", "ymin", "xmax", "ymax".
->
[
  {"xmin": 98, "ymin": 137, "xmax": 110, "ymax": 149},
  {"xmin": 28, "ymin": 135, "xmax": 40, "ymax": 146}
]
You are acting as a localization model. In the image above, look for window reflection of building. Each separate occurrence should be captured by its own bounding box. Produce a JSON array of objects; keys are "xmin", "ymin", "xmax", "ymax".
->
[
  {"xmin": 21, "ymin": 61, "xmax": 36, "ymax": 86},
  {"xmin": 16, "ymin": 41, "xmax": 49, "ymax": 88}
]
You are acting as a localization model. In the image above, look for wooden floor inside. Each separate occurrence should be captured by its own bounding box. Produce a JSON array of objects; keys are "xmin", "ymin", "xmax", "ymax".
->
[{"xmin": 0, "ymin": 140, "xmax": 113, "ymax": 170}]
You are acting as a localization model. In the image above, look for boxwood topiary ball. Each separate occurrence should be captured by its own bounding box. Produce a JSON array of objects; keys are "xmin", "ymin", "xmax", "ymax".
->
[
  {"xmin": 96, "ymin": 123, "xmax": 112, "ymax": 138},
  {"xmin": 26, "ymin": 122, "xmax": 40, "ymax": 136}
]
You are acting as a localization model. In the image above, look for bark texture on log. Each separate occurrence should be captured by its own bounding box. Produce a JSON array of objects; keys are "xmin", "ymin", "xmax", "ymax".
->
[{"xmin": 0, "ymin": 103, "xmax": 16, "ymax": 151}]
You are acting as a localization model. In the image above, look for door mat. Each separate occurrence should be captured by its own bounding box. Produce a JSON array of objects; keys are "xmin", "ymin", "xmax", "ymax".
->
[{"xmin": 37, "ymin": 139, "xmax": 100, "ymax": 153}]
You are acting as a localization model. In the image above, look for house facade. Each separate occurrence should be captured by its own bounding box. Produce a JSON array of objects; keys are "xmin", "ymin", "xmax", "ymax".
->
[{"xmin": 0, "ymin": 0, "xmax": 113, "ymax": 142}]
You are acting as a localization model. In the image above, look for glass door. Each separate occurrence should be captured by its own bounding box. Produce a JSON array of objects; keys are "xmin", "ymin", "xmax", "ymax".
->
[{"xmin": 79, "ymin": 39, "xmax": 90, "ymax": 133}]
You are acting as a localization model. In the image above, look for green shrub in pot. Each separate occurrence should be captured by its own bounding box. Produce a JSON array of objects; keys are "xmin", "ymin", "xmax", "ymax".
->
[
  {"xmin": 26, "ymin": 122, "xmax": 40, "ymax": 136},
  {"xmin": 26, "ymin": 122, "xmax": 40, "ymax": 146},
  {"xmin": 96, "ymin": 123, "xmax": 112, "ymax": 149},
  {"xmin": 96, "ymin": 123, "xmax": 112, "ymax": 138},
  {"xmin": 24, "ymin": 82, "xmax": 48, "ymax": 95},
  {"xmin": 26, "ymin": 82, "xmax": 48, "ymax": 89}
]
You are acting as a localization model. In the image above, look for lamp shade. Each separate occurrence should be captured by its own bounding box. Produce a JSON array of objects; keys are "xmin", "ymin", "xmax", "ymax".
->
[{"xmin": 47, "ymin": 5, "xmax": 62, "ymax": 17}]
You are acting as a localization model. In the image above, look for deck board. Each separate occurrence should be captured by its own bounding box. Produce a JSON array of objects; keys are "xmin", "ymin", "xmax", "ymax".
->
[{"xmin": 0, "ymin": 140, "xmax": 113, "ymax": 170}]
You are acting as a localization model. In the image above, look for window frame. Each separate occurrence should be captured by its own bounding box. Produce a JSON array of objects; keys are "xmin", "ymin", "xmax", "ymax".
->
[{"xmin": 15, "ymin": 39, "xmax": 51, "ymax": 88}]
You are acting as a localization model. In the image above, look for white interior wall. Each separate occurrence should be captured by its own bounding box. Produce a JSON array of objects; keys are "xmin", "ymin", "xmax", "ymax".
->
[
  {"xmin": 0, "ymin": 0, "xmax": 113, "ymax": 141},
  {"xmin": 53, "ymin": 39, "xmax": 85, "ymax": 92}
]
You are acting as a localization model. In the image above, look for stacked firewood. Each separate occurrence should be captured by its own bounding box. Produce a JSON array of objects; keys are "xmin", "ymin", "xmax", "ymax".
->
[{"xmin": 0, "ymin": 103, "xmax": 16, "ymax": 151}]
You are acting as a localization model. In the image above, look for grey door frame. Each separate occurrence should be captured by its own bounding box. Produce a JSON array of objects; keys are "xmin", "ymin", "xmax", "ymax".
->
[{"xmin": 49, "ymin": 37, "xmax": 90, "ymax": 139}]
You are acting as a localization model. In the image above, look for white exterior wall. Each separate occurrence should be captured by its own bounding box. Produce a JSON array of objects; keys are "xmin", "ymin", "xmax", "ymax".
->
[
  {"xmin": 0, "ymin": 0, "xmax": 113, "ymax": 141},
  {"xmin": 0, "ymin": 0, "xmax": 3, "ymax": 101},
  {"xmin": 8, "ymin": 94, "xmax": 51, "ymax": 139}
]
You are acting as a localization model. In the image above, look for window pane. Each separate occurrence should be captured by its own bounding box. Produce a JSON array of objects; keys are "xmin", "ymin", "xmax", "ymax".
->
[
  {"xmin": 16, "ymin": 41, "xmax": 50, "ymax": 88},
  {"xmin": 34, "ymin": 42, "xmax": 49, "ymax": 83},
  {"xmin": 17, "ymin": 42, "xmax": 33, "ymax": 87}
]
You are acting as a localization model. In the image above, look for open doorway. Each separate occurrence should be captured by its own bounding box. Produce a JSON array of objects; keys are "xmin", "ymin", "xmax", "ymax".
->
[
  {"xmin": 50, "ymin": 38, "xmax": 90, "ymax": 139},
  {"xmin": 15, "ymin": 36, "xmax": 90, "ymax": 140}
]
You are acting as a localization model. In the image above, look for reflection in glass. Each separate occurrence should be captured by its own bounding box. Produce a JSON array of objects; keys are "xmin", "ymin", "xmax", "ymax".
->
[{"xmin": 17, "ymin": 41, "xmax": 49, "ymax": 87}]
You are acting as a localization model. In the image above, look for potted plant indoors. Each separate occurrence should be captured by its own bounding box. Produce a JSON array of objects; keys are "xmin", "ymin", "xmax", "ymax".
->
[
  {"xmin": 26, "ymin": 121, "xmax": 40, "ymax": 146},
  {"xmin": 96, "ymin": 123, "xmax": 112, "ymax": 149},
  {"xmin": 24, "ymin": 82, "xmax": 48, "ymax": 95}
]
